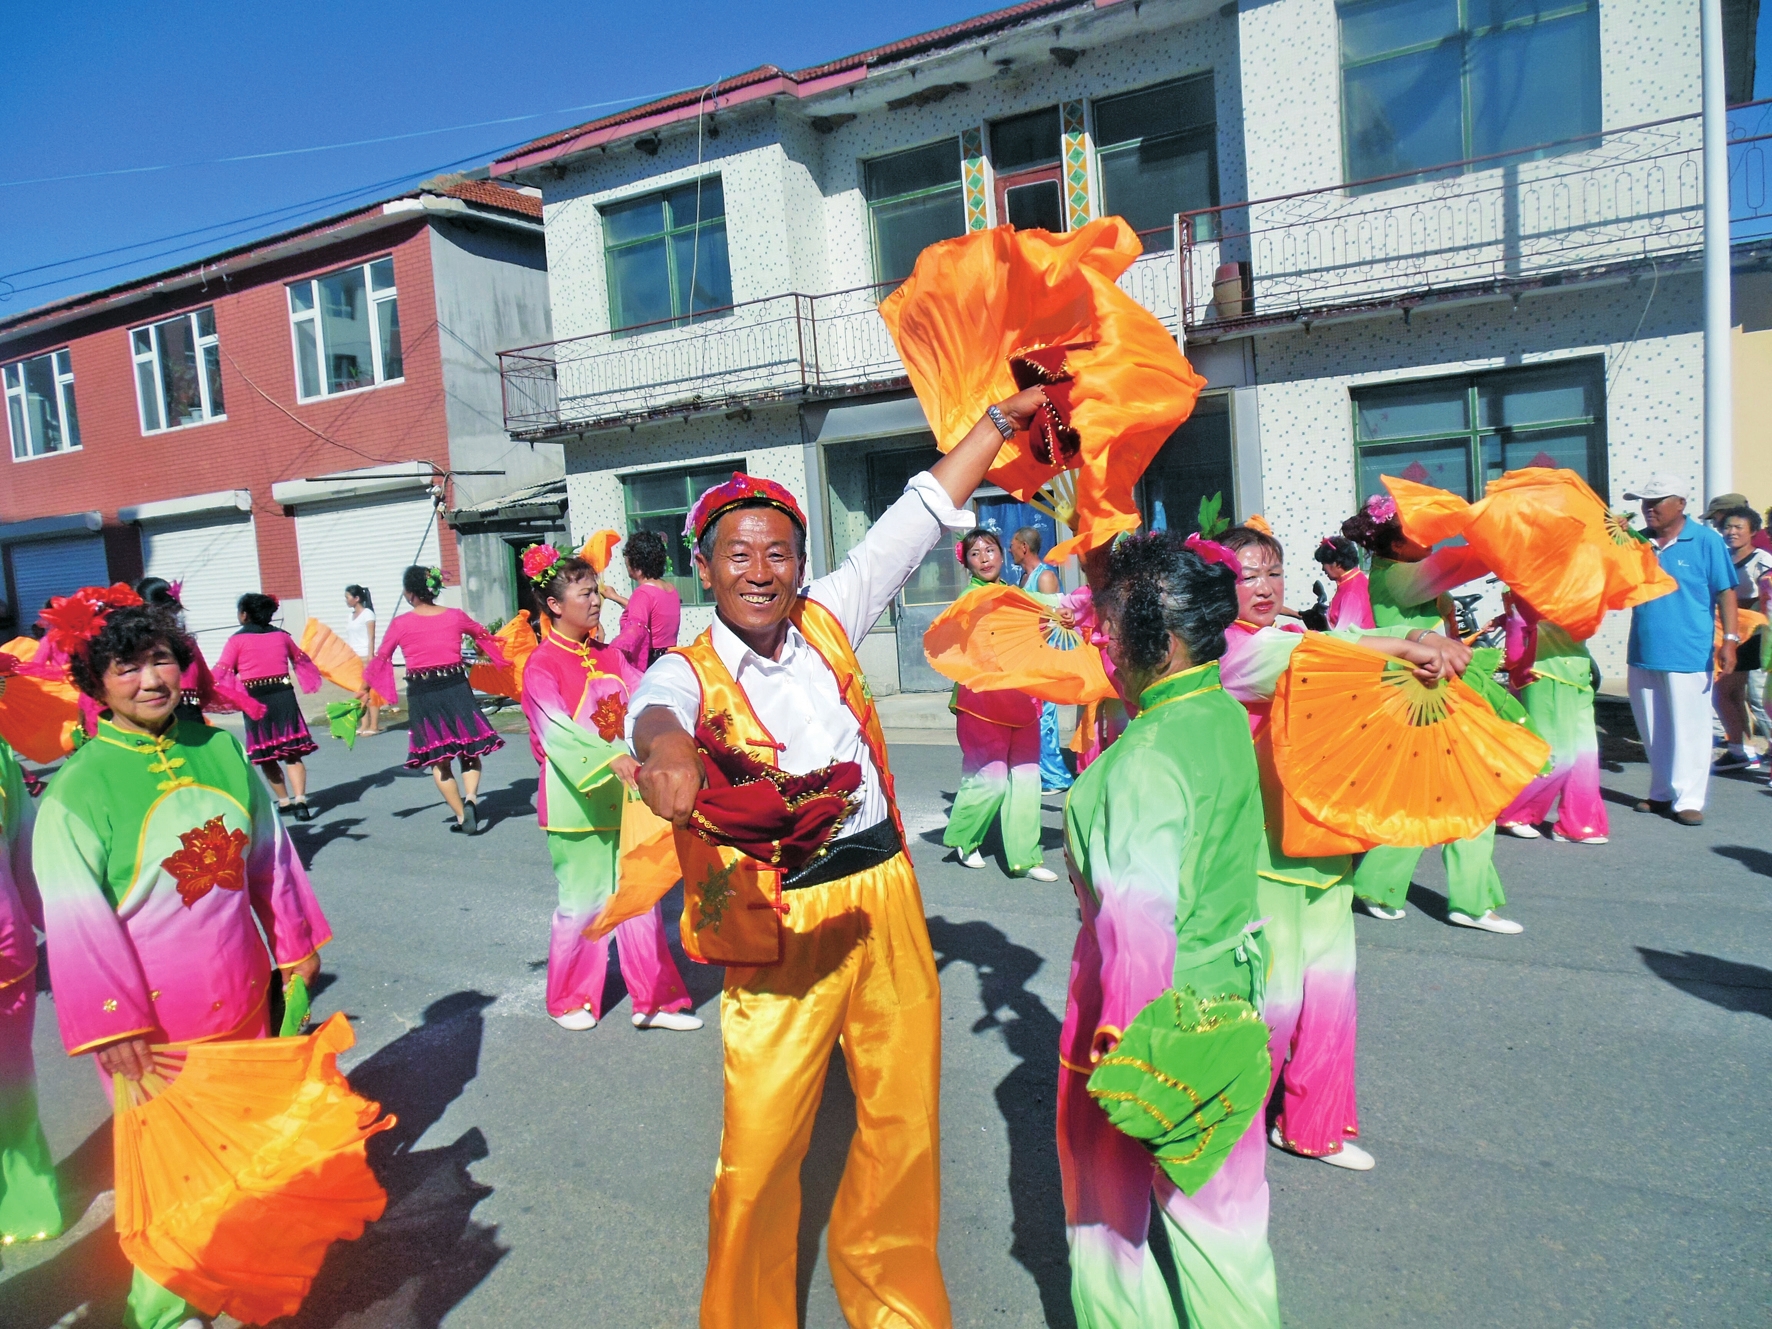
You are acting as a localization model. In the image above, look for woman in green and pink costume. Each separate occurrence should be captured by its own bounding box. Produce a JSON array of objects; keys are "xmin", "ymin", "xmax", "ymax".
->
[
  {"xmin": 32, "ymin": 593, "xmax": 328, "ymax": 1329},
  {"xmin": 943, "ymin": 529, "xmax": 1057, "ymax": 881},
  {"xmin": 1496, "ymin": 596, "xmax": 1608, "ymax": 843},
  {"xmin": 0, "ymin": 660, "xmax": 61, "ymax": 1250},
  {"xmin": 1057, "ymin": 530, "xmax": 1279, "ymax": 1328},
  {"xmin": 1341, "ymin": 497, "xmax": 1524, "ymax": 934}
]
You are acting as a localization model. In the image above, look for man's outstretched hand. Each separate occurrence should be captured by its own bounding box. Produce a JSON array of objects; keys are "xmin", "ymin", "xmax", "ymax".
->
[{"xmin": 632, "ymin": 708, "xmax": 703, "ymax": 827}]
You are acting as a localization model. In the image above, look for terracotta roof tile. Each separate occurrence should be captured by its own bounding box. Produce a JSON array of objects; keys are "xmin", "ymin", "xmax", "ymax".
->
[{"xmin": 438, "ymin": 179, "xmax": 543, "ymax": 218}]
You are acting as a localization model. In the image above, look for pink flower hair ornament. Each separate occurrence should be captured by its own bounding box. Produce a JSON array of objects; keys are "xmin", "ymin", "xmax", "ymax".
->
[
  {"xmin": 1364, "ymin": 493, "xmax": 1399, "ymax": 523},
  {"xmin": 1183, "ymin": 532, "xmax": 1242, "ymax": 574},
  {"xmin": 521, "ymin": 543, "xmax": 567, "ymax": 588}
]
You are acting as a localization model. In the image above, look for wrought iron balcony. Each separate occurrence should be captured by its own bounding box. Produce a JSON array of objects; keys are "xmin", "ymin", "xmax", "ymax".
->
[{"xmin": 1180, "ymin": 104, "xmax": 1772, "ymax": 338}]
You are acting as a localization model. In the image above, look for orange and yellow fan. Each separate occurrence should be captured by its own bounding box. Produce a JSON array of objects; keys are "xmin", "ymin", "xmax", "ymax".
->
[
  {"xmin": 1385, "ymin": 468, "xmax": 1676, "ymax": 640},
  {"xmin": 0, "ymin": 637, "xmax": 80, "ymax": 763},
  {"xmin": 112, "ymin": 1013, "xmax": 394, "ymax": 1324},
  {"xmin": 468, "ymin": 610, "xmax": 540, "ymax": 702},
  {"xmin": 583, "ymin": 792, "xmax": 683, "ymax": 942},
  {"xmin": 297, "ymin": 620, "xmax": 385, "ymax": 705},
  {"xmin": 879, "ymin": 218, "xmax": 1206, "ymax": 562},
  {"xmin": 922, "ymin": 582, "xmax": 1117, "ymax": 705},
  {"xmin": 1270, "ymin": 635, "xmax": 1551, "ymax": 850},
  {"xmin": 580, "ymin": 530, "xmax": 623, "ymax": 574}
]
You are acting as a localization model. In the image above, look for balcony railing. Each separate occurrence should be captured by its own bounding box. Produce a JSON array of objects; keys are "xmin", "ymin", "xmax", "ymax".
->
[{"xmin": 1180, "ymin": 104, "xmax": 1772, "ymax": 337}]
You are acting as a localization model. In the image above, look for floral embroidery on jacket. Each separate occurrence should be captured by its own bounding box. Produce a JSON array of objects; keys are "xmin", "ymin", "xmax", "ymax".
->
[
  {"xmin": 591, "ymin": 692, "xmax": 627, "ymax": 742},
  {"xmin": 161, "ymin": 815, "xmax": 250, "ymax": 908}
]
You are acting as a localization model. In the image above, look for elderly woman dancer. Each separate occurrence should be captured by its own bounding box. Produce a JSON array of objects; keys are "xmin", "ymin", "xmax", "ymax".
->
[
  {"xmin": 33, "ymin": 593, "xmax": 328, "ymax": 1329},
  {"xmin": 1339, "ymin": 498, "xmax": 1521, "ymax": 934},
  {"xmin": 363, "ymin": 567, "xmax": 506, "ymax": 835},
  {"xmin": 520, "ymin": 545, "xmax": 698, "ymax": 1034},
  {"xmin": 1057, "ymin": 529, "xmax": 1280, "ymax": 1328}
]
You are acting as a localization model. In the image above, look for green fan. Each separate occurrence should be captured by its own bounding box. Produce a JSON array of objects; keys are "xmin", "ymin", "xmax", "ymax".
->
[
  {"xmin": 324, "ymin": 700, "xmax": 364, "ymax": 749},
  {"xmin": 1086, "ymin": 987, "xmax": 1271, "ymax": 1195},
  {"xmin": 278, "ymin": 974, "xmax": 311, "ymax": 1038}
]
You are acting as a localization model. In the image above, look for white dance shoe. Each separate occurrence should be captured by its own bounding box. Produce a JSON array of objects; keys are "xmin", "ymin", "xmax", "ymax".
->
[
  {"xmin": 1360, "ymin": 901, "xmax": 1406, "ymax": 921},
  {"xmin": 960, "ymin": 850, "xmax": 987, "ymax": 869},
  {"xmin": 1024, "ymin": 866, "xmax": 1059, "ymax": 882},
  {"xmin": 1270, "ymin": 1126, "xmax": 1376, "ymax": 1170},
  {"xmin": 1498, "ymin": 822, "xmax": 1541, "ymax": 838},
  {"xmin": 1550, "ymin": 829, "xmax": 1608, "ymax": 845},
  {"xmin": 552, "ymin": 1007, "xmax": 598, "ymax": 1031},
  {"xmin": 1449, "ymin": 910, "xmax": 1523, "ymax": 934},
  {"xmin": 632, "ymin": 1010, "xmax": 704, "ymax": 1032}
]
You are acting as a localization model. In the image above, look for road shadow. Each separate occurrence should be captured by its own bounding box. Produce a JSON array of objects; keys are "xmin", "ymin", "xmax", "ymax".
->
[
  {"xmin": 468, "ymin": 776, "xmax": 537, "ymax": 833},
  {"xmin": 1713, "ymin": 845, "xmax": 1772, "ymax": 878},
  {"xmin": 308, "ymin": 762, "xmax": 406, "ymax": 815},
  {"xmin": 276, "ymin": 990, "xmax": 506, "ymax": 1327},
  {"xmin": 1636, "ymin": 949, "xmax": 1772, "ymax": 1018},
  {"xmin": 286, "ymin": 815, "xmax": 370, "ymax": 870},
  {"xmin": 1403, "ymin": 882, "xmax": 1453, "ymax": 924},
  {"xmin": 795, "ymin": 1046, "xmax": 858, "ymax": 1326},
  {"xmin": 0, "ymin": 1213, "xmax": 133, "ymax": 1328},
  {"xmin": 925, "ymin": 916, "xmax": 1075, "ymax": 1329}
]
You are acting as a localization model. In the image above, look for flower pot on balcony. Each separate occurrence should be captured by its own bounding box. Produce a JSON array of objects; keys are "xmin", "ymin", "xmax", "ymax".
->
[{"xmin": 1211, "ymin": 263, "xmax": 1245, "ymax": 320}]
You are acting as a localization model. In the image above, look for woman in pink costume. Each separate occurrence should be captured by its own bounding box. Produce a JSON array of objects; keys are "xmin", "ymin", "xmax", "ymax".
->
[
  {"xmin": 519, "ymin": 545, "xmax": 698, "ymax": 1034},
  {"xmin": 32, "ymin": 594, "xmax": 327, "ymax": 1329},
  {"xmin": 362, "ymin": 566, "xmax": 506, "ymax": 835},
  {"xmin": 1312, "ymin": 537, "xmax": 1375, "ymax": 630},
  {"xmin": 1496, "ymin": 595, "xmax": 1609, "ymax": 843},
  {"xmin": 942, "ymin": 529, "xmax": 1056, "ymax": 880},
  {"xmin": 213, "ymin": 592, "xmax": 323, "ymax": 820},
  {"xmin": 600, "ymin": 529, "xmax": 682, "ymax": 672}
]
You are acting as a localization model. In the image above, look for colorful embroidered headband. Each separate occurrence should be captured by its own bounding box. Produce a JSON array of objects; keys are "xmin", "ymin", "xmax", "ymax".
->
[
  {"xmin": 683, "ymin": 473, "xmax": 807, "ymax": 545},
  {"xmin": 37, "ymin": 583, "xmax": 146, "ymax": 658},
  {"xmin": 1183, "ymin": 533, "xmax": 1242, "ymax": 574},
  {"xmin": 521, "ymin": 543, "xmax": 569, "ymax": 589}
]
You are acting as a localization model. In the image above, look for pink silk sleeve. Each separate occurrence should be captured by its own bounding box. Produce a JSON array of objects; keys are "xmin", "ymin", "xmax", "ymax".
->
[
  {"xmin": 459, "ymin": 610, "xmax": 507, "ymax": 669},
  {"xmin": 363, "ymin": 616, "xmax": 401, "ymax": 700},
  {"xmin": 287, "ymin": 634, "xmax": 323, "ymax": 694},
  {"xmin": 212, "ymin": 635, "xmax": 242, "ymax": 689}
]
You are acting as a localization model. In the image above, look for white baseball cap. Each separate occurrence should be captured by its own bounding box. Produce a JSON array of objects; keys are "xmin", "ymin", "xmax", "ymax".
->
[{"xmin": 1623, "ymin": 473, "xmax": 1689, "ymax": 502}]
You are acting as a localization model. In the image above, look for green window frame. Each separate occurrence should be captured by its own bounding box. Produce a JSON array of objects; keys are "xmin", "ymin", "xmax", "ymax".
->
[
  {"xmin": 601, "ymin": 177, "xmax": 732, "ymax": 334},
  {"xmin": 864, "ymin": 139, "xmax": 967, "ymax": 290},
  {"xmin": 620, "ymin": 462, "xmax": 747, "ymax": 607},
  {"xmin": 1350, "ymin": 358, "xmax": 1606, "ymax": 507},
  {"xmin": 1337, "ymin": 0, "xmax": 1602, "ymax": 191},
  {"xmin": 1093, "ymin": 73, "xmax": 1220, "ymax": 246}
]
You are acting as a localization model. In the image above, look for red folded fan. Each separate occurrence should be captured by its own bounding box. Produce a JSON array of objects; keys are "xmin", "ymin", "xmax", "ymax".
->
[{"xmin": 689, "ymin": 716, "xmax": 861, "ymax": 873}]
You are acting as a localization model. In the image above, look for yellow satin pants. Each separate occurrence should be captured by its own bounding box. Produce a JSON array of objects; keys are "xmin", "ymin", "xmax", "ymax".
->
[{"xmin": 701, "ymin": 851, "xmax": 951, "ymax": 1329}]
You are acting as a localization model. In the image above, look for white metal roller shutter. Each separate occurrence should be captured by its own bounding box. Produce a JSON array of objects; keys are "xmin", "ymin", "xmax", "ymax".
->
[
  {"xmin": 140, "ymin": 511, "xmax": 263, "ymax": 654},
  {"xmin": 8, "ymin": 536, "xmax": 110, "ymax": 624},
  {"xmin": 293, "ymin": 491, "xmax": 441, "ymax": 637}
]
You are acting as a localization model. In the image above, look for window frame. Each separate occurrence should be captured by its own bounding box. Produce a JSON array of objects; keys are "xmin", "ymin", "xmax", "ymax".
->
[
  {"xmin": 130, "ymin": 307, "xmax": 225, "ymax": 434},
  {"xmin": 599, "ymin": 176, "xmax": 732, "ymax": 335},
  {"xmin": 1091, "ymin": 73, "xmax": 1221, "ymax": 246},
  {"xmin": 286, "ymin": 256, "xmax": 404, "ymax": 402},
  {"xmin": 3, "ymin": 348, "xmax": 81, "ymax": 462},
  {"xmin": 619, "ymin": 460, "xmax": 749, "ymax": 608},
  {"xmin": 1349, "ymin": 358, "xmax": 1607, "ymax": 505},
  {"xmin": 862, "ymin": 138, "xmax": 967, "ymax": 290},
  {"xmin": 1335, "ymin": 0, "xmax": 1602, "ymax": 190}
]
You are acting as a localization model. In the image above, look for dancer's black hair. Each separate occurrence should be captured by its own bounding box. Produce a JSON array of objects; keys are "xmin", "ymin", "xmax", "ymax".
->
[
  {"xmin": 1098, "ymin": 530, "xmax": 1239, "ymax": 672},
  {"xmin": 68, "ymin": 604, "xmax": 193, "ymax": 700}
]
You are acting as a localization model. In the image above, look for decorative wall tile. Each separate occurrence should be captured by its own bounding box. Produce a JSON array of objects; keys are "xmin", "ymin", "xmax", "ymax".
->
[
  {"xmin": 1061, "ymin": 100, "xmax": 1092, "ymax": 231},
  {"xmin": 961, "ymin": 127, "xmax": 989, "ymax": 231}
]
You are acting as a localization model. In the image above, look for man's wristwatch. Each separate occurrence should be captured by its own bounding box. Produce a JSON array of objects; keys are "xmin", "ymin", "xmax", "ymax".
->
[
  {"xmin": 986, "ymin": 404, "xmax": 1015, "ymax": 439},
  {"xmin": 1724, "ymin": 633, "xmax": 1741, "ymax": 642}
]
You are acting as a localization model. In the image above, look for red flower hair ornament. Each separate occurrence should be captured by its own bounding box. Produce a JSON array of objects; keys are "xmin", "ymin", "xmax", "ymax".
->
[
  {"xmin": 521, "ymin": 543, "xmax": 567, "ymax": 588},
  {"xmin": 38, "ymin": 583, "xmax": 145, "ymax": 658}
]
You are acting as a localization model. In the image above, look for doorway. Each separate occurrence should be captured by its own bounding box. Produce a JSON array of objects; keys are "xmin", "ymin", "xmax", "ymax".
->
[{"xmin": 990, "ymin": 105, "xmax": 1066, "ymax": 234}]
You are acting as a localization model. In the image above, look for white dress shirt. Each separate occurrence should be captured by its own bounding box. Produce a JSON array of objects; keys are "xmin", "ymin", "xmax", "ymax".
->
[{"xmin": 627, "ymin": 471, "xmax": 974, "ymax": 837}]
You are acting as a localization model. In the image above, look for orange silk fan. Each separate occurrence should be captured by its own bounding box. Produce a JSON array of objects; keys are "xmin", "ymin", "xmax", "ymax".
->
[
  {"xmin": 299, "ymin": 619, "xmax": 369, "ymax": 697},
  {"xmin": 1270, "ymin": 635, "xmax": 1550, "ymax": 847},
  {"xmin": 1719, "ymin": 608, "xmax": 1769, "ymax": 678},
  {"xmin": 112, "ymin": 1013, "xmax": 394, "ymax": 1324},
  {"xmin": 584, "ymin": 793, "xmax": 682, "ymax": 941},
  {"xmin": 468, "ymin": 610, "xmax": 539, "ymax": 700},
  {"xmin": 1385, "ymin": 468, "xmax": 1676, "ymax": 640},
  {"xmin": 879, "ymin": 218, "xmax": 1205, "ymax": 561},
  {"xmin": 0, "ymin": 637, "xmax": 79, "ymax": 763},
  {"xmin": 580, "ymin": 529, "xmax": 622, "ymax": 574},
  {"xmin": 923, "ymin": 583, "xmax": 1117, "ymax": 705}
]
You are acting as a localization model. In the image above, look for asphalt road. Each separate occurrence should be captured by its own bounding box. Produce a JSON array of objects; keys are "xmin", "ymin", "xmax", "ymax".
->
[{"xmin": 6, "ymin": 704, "xmax": 1770, "ymax": 1328}]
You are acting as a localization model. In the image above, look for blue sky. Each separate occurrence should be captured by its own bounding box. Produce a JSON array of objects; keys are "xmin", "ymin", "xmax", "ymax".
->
[
  {"xmin": 2, "ymin": 1, "xmax": 1769, "ymax": 314},
  {"xmin": 0, "ymin": 0, "xmax": 999, "ymax": 312}
]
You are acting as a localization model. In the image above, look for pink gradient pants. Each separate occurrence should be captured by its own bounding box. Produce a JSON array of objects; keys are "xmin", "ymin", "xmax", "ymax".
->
[
  {"xmin": 546, "ymin": 829, "xmax": 690, "ymax": 1019},
  {"xmin": 1500, "ymin": 674, "xmax": 1608, "ymax": 839},
  {"xmin": 1258, "ymin": 878, "xmax": 1359, "ymax": 1158},
  {"xmin": 944, "ymin": 711, "xmax": 1043, "ymax": 875},
  {"xmin": 1057, "ymin": 924, "xmax": 1281, "ymax": 1328}
]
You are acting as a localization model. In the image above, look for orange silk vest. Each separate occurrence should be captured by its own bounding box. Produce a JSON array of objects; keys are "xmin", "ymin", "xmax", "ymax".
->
[{"xmin": 670, "ymin": 597, "xmax": 903, "ymax": 967}]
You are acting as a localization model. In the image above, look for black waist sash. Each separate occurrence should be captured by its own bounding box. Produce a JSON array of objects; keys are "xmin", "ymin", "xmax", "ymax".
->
[{"xmin": 782, "ymin": 816, "xmax": 903, "ymax": 892}]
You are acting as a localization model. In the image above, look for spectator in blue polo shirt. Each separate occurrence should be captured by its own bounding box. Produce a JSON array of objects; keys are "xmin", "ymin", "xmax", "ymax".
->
[{"xmin": 1625, "ymin": 473, "xmax": 1741, "ymax": 826}]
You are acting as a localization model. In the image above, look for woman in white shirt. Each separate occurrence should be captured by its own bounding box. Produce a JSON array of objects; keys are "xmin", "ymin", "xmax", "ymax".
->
[{"xmin": 344, "ymin": 585, "xmax": 383, "ymax": 735}]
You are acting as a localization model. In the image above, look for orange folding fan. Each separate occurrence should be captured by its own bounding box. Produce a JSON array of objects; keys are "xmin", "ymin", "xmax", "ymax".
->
[
  {"xmin": 580, "ymin": 530, "xmax": 623, "ymax": 574},
  {"xmin": 879, "ymin": 218, "xmax": 1205, "ymax": 561},
  {"xmin": 299, "ymin": 619, "xmax": 371, "ymax": 698},
  {"xmin": 922, "ymin": 582, "xmax": 1117, "ymax": 705},
  {"xmin": 468, "ymin": 610, "xmax": 539, "ymax": 701},
  {"xmin": 584, "ymin": 793, "xmax": 682, "ymax": 941},
  {"xmin": 1385, "ymin": 468, "xmax": 1676, "ymax": 640},
  {"xmin": 112, "ymin": 1013, "xmax": 394, "ymax": 1324},
  {"xmin": 0, "ymin": 638, "xmax": 80, "ymax": 763},
  {"xmin": 1270, "ymin": 635, "xmax": 1550, "ymax": 847}
]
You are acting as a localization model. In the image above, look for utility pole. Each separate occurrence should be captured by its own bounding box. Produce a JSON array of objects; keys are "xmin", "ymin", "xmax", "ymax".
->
[{"xmin": 1700, "ymin": 0, "xmax": 1733, "ymax": 503}]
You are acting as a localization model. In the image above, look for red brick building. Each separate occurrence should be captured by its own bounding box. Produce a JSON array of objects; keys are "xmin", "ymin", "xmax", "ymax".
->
[{"xmin": 0, "ymin": 178, "xmax": 554, "ymax": 652}]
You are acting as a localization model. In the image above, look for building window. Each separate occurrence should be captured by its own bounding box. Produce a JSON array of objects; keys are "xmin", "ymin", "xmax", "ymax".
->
[
  {"xmin": 990, "ymin": 107, "xmax": 1066, "ymax": 233},
  {"xmin": 602, "ymin": 178, "xmax": 732, "ymax": 332},
  {"xmin": 1338, "ymin": 0, "xmax": 1601, "ymax": 190},
  {"xmin": 621, "ymin": 462, "xmax": 746, "ymax": 607},
  {"xmin": 865, "ymin": 140, "xmax": 966, "ymax": 288},
  {"xmin": 1094, "ymin": 74, "xmax": 1219, "ymax": 247},
  {"xmin": 131, "ymin": 308, "xmax": 225, "ymax": 433},
  {"xmin": 1137, "ymin": 393, "xmax": 1236, "ymax": 534},
  {"xmin": 3, "ymin": 349, "xmax": 80, "ymax": 460},
  {"xmin": 288, "ymin": 257, "xmax": 403, "ymax": 400},
  {"xmin": 1351, "ymin": 359, "xmax": 1606, "ymax": 505}
]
